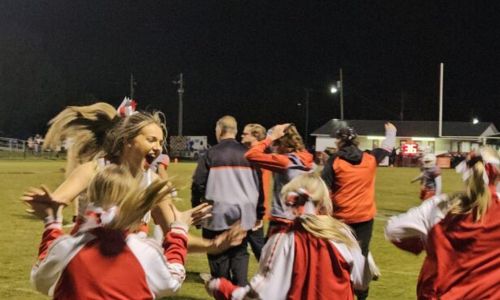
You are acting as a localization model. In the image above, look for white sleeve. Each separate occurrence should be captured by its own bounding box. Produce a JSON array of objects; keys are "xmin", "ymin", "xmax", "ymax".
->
[
  {"xmin": 435, "ymin": 175, "xmax": 442, "ymax": 195},
  {"xmin": 385, "ymin": 195, "xmax": 448, "ymax": 245},
  {"xmin": 31, "ymin": 234, "xmax": 93, "ymax": 296},
  {"xmin": 331, "ymin": 230, "xmax": 371, "ymax": 291},
  {"xmin": 381, "ymin": 126, "xmax": 397, "ymax": 151},
  {"xmin": 126, "ymin": 235, "xmax": 185, "ymax": 298},
  {"xmin": 248, "ymin": 232, "xmax": 295, "ymax": 300}
]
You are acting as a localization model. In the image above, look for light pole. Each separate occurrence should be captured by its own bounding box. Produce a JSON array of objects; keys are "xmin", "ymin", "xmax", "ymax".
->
[
  {"xmin": 329, "ymin": 68, "xmax": 344, "ymax": 120},
  {"xmin": 302, "ymin": 85, "xmax": 338, "ymax": 146},
  {"xmin": 172, "ymin": 73, "xmax": 184, "ymax": 136}
]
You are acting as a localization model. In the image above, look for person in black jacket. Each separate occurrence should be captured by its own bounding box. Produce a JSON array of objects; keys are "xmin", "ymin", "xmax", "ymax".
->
[
  {"xmin": 321, "ymin": 122, "xmax": 396, "ymax": 300},
  {"xmin": 191, "ymin": 115, "xmax": 260, "ymax": 286}
]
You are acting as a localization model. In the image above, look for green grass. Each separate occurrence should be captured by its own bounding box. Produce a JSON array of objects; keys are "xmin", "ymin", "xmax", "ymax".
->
[{"xmin": 0, "ymin": 161, "xmax": 463, "ymax": 299}]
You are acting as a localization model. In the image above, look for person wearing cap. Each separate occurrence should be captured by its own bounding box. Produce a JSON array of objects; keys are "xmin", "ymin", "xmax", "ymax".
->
[
  {"xmin": 411, "ymin": 153, "xmax": 442, "ymax": 200},
  {"xmin": 321, "ymin": 122, "xmax": 396, "ymax": 300}
]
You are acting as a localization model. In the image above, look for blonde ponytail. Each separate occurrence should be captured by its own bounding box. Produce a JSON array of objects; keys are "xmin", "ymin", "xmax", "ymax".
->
[
  {"xmin": 86, "ymin": 165, "xmax": 175, "ymax": 231},
  {"xmin": 281, "ymin": 173, "xmax": 356, "ymax": 247},
  {"xmin": 449, "ymin": 160, "xmax": 491, "ymax": 221},
  {"xmin": 43, "ymin": 102, "xmax": 118, "ymax": 164},
  {"xmin": 300, "ymin": 214, "xmax": 356, "ymax": 247}
]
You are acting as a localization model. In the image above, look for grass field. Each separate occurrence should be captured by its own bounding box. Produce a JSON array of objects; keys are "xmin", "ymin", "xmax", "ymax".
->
[{"xmin": 0, "ymin": 159, "xmax": 463, "ymax": 299}]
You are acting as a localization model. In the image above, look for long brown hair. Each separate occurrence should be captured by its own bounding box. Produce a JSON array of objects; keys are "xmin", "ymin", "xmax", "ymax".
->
[
  {"xmin": 274, "ymin": 124, "xmax": 305, "ymax": 153},
  {"xmin": 43, "ymin": 102, "xmax": 118, "ymax": 165},
  {"xmin": 43, "ymin": 102, "xmax": 166, "ymax": 167}
]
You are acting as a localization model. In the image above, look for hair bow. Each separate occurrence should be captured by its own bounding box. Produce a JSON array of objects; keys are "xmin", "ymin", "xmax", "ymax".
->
[
  {"xmin": 78, "ymin": 203, "xmax": 118, "ymax": 233},
  {"xmin": 285, "ymin": 188, "xmax": 316, "ymax": 215},
  {"xmin": 117, "ymin": 97, "xmax": 137, "ymax": 117}
]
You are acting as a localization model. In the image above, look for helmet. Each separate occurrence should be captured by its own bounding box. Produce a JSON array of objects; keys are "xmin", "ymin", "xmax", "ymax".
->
[
  {"xmin": 422, "ymin": 153, "xmax": 436, "ymax": 168},
  {"xmin": 335, "ymin": 127, "xmax": 357, "ymax": 142}
]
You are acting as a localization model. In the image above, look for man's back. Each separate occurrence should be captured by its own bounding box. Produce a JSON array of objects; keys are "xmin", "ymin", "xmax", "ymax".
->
[{"xmin": 192, "ymin": 139, "xmax": 259, "ymax": 231}]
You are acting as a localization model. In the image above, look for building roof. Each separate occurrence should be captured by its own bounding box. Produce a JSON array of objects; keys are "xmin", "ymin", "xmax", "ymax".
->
[{"xmin": 311, "ymin": 120, "xmax": 498, "ymax": 138}]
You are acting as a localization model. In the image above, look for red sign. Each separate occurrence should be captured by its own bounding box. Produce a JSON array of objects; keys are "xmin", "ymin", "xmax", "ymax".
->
[{"xmin": 402, "ymin": 143, "xmax": 419, "ymax": 155}]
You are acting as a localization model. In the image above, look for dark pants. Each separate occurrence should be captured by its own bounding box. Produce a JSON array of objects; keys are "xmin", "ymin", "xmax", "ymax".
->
[
  {"xmin": 202, "ymin": 228, "xmax": 250, "ymax": 286},
  {"xmin": 349, "ymin": 219, "xmax": 374, "ymax": 300},
  {"xmin": 247, "ymin": 227, "xmax": 265, "ymax": 261}
]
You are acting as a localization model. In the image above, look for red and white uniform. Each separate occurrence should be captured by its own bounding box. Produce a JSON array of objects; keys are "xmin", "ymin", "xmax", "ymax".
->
[
  {"xmin": 207, "ymin": 221, "xmax": 370, "ymax": 300},
  {"xmin": 385, "ymin": 187, "xmax": 500, "ymax": 299},
  {"xmin": 31, "ymin": 219, "xmax": 188, "ymax": 299}
]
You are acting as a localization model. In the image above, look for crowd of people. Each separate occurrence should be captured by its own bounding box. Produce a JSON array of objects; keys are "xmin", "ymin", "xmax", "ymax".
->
[{"xmin": 21, "ymin": 101, "xmax": 499, "ymax": 299}]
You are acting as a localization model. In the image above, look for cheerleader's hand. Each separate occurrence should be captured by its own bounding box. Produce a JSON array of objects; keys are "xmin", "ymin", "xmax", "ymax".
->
[
  {"xmin": 208, "ymin": 221, "xmax": 247, "ymax": 254},
  {"xmin": 21, "ymin": 185, "xmax": 64, "ymax": 205},
  {"xmin": 22, "ymin": 185, "xmax": 63, "ymax": 221},
  {"xmin": 172, "ymin": 202, "xmax": 213, "ymax": 227},
  {"xmin": 384, "ymin": 122, "xmax": 397, "ymax": 133}
]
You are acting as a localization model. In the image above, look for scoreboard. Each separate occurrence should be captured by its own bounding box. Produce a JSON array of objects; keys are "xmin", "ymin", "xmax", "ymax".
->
[{"xmin": 401, "ymin": 142, "xmax": 419, "ymax": 156}]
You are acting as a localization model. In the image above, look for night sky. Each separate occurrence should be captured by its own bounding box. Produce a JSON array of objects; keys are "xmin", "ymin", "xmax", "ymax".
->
[{"xmin": 1, "ymin": 1, "xmax": 499, "ymax": 143}]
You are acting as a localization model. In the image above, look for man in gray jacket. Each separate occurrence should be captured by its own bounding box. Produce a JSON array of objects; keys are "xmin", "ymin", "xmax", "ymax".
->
[{"xmin": 191, "ymin": 115, "xmax": 260, "ymax": 286}]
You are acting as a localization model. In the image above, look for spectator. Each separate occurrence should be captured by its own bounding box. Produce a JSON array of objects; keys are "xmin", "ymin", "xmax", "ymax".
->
[
  {"xmin": 241, "ymin": 123, "xmax": 269, "ymax": 261},
  {"xmin": 321, "ymin": 122, "xmax": 396, "ymax": 300},
  {"xmin": 192, "ymin": 115, "xmax": 260, "ymax": 286},
  {"xmin": 245, "ymin": 123, "xmax": 313, "ymax": 236}
]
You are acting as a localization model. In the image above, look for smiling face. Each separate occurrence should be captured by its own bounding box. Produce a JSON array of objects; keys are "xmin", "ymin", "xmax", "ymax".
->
[{"xmin": 127, "ymin": 123, "xmax": 164, "ymax": 165}]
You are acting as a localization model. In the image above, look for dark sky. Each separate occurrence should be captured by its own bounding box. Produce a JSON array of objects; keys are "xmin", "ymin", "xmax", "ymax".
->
[{"xmin": 1, "ymin": 1, "xmax": 499, "ymax": 142}]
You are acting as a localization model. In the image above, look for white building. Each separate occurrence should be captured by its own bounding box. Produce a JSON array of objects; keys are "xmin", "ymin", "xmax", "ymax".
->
[{"xmin": 312, "ymin": 119, "xmax": 499, "ymax": 155}]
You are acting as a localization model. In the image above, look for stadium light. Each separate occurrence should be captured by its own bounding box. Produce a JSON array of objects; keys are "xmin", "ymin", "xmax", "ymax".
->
[{"xmin": 472, "ymin": 118, "xmax": 479, "ymax": 124}]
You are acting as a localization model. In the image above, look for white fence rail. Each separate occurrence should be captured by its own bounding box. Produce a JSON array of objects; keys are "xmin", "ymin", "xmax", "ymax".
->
[{"xmin": 0, "ymin": 137, "xmax": 26, "ymax": 152}]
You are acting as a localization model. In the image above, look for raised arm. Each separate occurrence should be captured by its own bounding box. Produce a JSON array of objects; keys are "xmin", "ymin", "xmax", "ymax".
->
[
  {"xmin": 23, "ymin": 161, "xmax": 96, "ymax": 206},
  {"xmin": 385, "ymin": 195, "xmax": 448, "ymax": 254},
  {"xmin": 370, "ymin": 122, "xmax": 397, "ymax": 164},
  {"xmin": 245, "ymin": 138, "xmax": 291, "ymax": 172}
]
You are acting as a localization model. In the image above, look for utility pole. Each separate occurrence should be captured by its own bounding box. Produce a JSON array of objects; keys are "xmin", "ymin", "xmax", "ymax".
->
[
  {"xmin": 304, "ymin": 88, "xmax": 311, "ymax": 146},
  {"xmin": 173, "ymin": 73, "xmax": 184, "ymax": 136},
  {"xmin": 339, "ymin": 68, "xmax": 344, "ymax": 120},
  {"xmin": 130, "ymin": 73, "xmax": 135, "ymax": 99},
  {"xmin": 439, "ymin": 63, "xmax": 444, "ymax": 137},
  {"xmin": 400, "ymin": 90, "xmax": 406, "ymax": 121}
]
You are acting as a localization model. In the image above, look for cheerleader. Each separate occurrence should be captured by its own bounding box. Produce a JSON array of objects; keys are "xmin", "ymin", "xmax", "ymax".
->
[
  {"xmin": 26, "ymin": 165, "xmax": 211, "ymax": 299},
  {"xmin": 23, "ymin": 102, "xmax": 243, "ymax": 253},
  {"xmin": 206, "ymin": 173, "xmax": 372, "ymax": 300},
  {"xmin": 385, "ymin": 147, "xmax": 500, "ymax": 299},
  {"xmin": 410, "ymin": 153, "xmax": 442, "ymax": 200}
]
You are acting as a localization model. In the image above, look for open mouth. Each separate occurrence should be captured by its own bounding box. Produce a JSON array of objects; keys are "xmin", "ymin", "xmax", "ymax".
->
[{"xmin": 145, "ymin": 153, "xmax": 157, "ymax": 164}]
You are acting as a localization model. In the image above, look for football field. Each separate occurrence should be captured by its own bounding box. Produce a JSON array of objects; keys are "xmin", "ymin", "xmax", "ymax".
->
[{"xmin": 0, "ymin": 159, "xmax": 463, "ymax": 299}]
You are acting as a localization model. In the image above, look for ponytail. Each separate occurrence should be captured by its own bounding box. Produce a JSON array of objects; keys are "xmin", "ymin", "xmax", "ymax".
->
[
  {"xmin": 281, "ymin": 173, "xmax": 357, "ymax": 248},
  {"xmin": 299, "ymin": 214, "xmax": 356, "ymax": 248},
  {"xmin": 449, "ymin": 160, "xmax": 491, "ymax": 221},
  {"xmin": 43, "ymin": 102, "xmax": 118, "ymax": 164}
]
